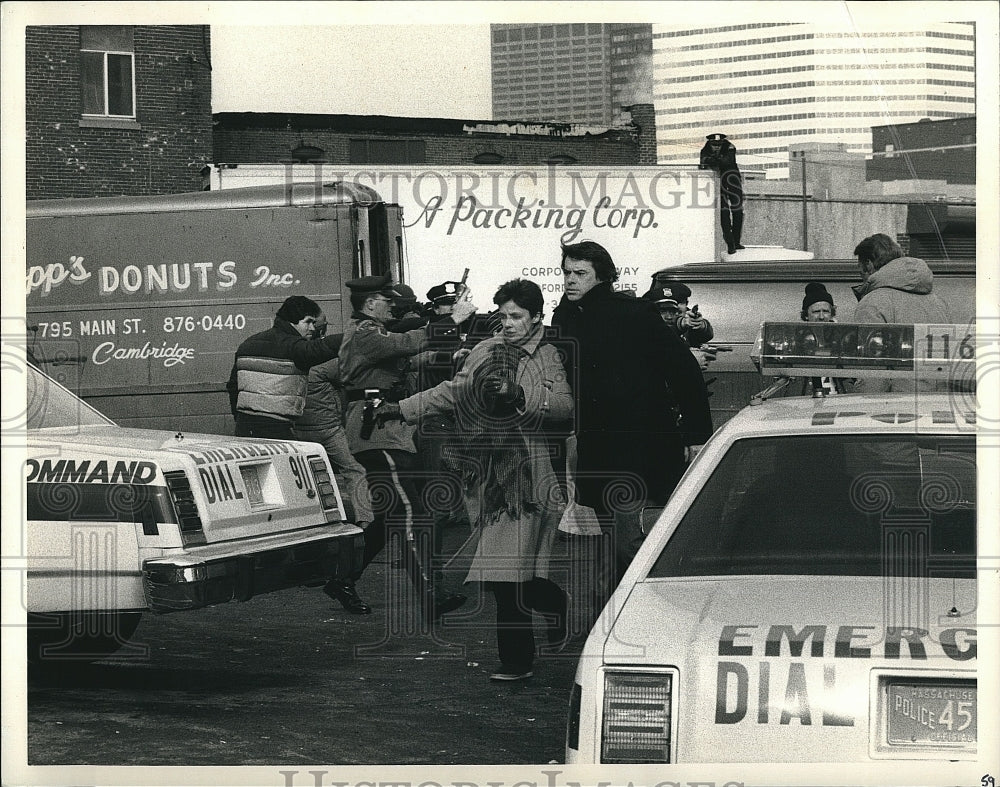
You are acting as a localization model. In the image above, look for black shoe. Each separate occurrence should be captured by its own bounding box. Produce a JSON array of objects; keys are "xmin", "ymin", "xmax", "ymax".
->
[
  {"xmin": 489, "ymin": 666, "xmax": 533, "ymax": 682},
  {"xmin": 726, "ymin": 243, "xmax": 737, "ymax": 255},
  {"xmin": 431, "ymin": 592, "xmax": 467, "ymax": 622},
  {"xmin": 735, "ymin": 243, "xmax": 746, "ymax": 250},
  {"xmin": 323, "ymin": 579, "xmax": 372, "ymax": 614}
]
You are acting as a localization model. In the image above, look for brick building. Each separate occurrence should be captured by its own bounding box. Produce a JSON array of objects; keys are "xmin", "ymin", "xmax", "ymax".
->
[
  {"xmin": 26, "ymin": 25, "xmax": 213, "ymax": 199},
  {"xmin": 213, "ymin": 104, "xmax": 657, "ymax": 168},
  {"xmin": 867, "ymin": 116, "xmax": 976, "ymax": 186}
]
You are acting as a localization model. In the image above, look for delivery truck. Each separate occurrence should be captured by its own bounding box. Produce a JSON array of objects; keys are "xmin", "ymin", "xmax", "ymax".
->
[
  {"xmin": 206, "ymin": 164, "xmax": 749, "ymax": 307},
  {"xmin": 26, "ymin": 182, "xmax": 404, "ymax": 434}
]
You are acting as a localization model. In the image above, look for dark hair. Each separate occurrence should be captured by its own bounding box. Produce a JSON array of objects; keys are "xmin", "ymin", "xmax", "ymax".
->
[
  {"xmin": 853, "ymin": 233, "xmax": 903, "ymax": 271},
  {"xmin": 276, "ymin": 295, "xmax": 321, "ymax": 324},
  {"xmin": 560, "ymin": 240, "xmax": 619, "ymax": 283},
  {"xmin": 493, "ymin": 278, "xmax": 544, "ymax": 317}
]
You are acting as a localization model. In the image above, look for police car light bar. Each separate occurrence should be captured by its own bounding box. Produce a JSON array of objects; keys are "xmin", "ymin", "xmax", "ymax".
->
[{"xmin": 758, "ymin": 322, "xmax": 975, "ymax": 380}]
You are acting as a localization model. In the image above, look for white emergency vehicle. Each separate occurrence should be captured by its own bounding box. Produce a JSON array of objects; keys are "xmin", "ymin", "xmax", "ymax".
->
[
  {"xmin": 566, "ymin": 323, "xmax": 980, "ymax": 765},
  {"xmin": 24, "ymin": 362, "xmax": 364, "ymax": 662}
]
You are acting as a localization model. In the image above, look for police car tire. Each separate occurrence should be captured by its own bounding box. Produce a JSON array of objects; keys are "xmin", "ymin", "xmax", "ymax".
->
[{"xmin": 27, "ymin": 611, "xmax": 143, "ymax": 666}]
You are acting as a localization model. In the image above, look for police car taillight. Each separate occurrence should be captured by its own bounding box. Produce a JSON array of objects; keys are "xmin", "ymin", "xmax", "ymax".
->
[
  {"xmin": 307, "ymin": 455, "xmax": 341, "ymax": 514},
  {"xmin": 163, "ymin": 470, "xmax": 205, "ymax": 543},
  {"xmin": 759, "ymin": 322, "xmax": 975, "ymax": 380},
  {"xmin": 601, "ymin": 670, "xmax": 676, "ymax": 763}
]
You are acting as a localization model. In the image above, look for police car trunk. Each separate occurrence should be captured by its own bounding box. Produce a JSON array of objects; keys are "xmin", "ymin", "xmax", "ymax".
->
[
  {"xmin": 26, "ymin": 364, "xmax": 364, "ymax": 625},
  {"xmin": 566, "ymin": 323, "xmax": 979, "ymax": 764}
]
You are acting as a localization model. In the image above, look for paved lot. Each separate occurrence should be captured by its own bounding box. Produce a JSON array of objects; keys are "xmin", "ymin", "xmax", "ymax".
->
[{"xmin": 26, "ymin": 530, "xmax": 595, "ymax": 766}]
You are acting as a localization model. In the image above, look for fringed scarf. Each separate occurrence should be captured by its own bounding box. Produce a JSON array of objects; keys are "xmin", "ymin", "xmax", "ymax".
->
[{"xmin": 454, "ymin": 340, "xmax": 539, "ymax": 525}]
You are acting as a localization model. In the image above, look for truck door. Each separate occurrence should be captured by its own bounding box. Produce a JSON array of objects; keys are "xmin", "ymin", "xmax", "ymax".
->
[{"xmin": 354, "ymin": 203, "xmax": 405, "ymax": 284}]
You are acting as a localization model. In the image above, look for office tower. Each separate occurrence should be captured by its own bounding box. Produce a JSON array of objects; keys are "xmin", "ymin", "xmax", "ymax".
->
[
  {"xmin": 652, "ymin": 22, "xmax": 975, "ymax": 178},
  {"xmin": 490, "ymin": 23, "xmax": 653, "ymax": 125},
  {"xmin": 610, "ymin": 24, "xmax": 654, "ymax": 121}
]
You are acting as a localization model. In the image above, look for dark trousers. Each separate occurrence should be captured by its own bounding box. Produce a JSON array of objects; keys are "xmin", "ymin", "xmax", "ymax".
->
[
  {"xmin": 354, "ymin": 448, "xmax": 435, "ymax": 607},
  {"xmin": 487, "ymin": 578, "xmax": 566, "ymax": 672},
  {"xmin": 234, "ymin": 415, "xmax": 294, "ymax": 439},
  {"xmin": 719, "ymin": 170, "xmax": 745, "ymax": 247}
]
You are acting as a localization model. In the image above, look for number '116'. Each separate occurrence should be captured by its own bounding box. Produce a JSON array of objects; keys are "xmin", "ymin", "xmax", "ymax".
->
[{"xmin": 925, "ymin": 333, "xmax": 975, "ymax": 360}]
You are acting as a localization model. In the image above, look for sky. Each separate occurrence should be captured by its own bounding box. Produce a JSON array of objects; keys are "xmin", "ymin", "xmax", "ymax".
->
[{"xmin": 211, "ymin": 25, "xmax": 493, "ymax": 118}]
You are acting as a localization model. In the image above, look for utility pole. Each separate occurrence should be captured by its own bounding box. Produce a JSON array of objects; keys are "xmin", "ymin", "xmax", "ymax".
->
[{"xmin": 800, "ymin": 152, "xmax": 809, "ymax": 252}]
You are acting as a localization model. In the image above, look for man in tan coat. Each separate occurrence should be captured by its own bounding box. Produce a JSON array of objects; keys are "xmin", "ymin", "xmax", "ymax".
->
[{"xmin": 330, "ymin": 275, "xmax": 475, "ymax": 623}]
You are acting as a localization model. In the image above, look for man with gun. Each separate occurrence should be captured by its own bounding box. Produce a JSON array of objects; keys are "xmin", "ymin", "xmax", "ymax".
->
[{"xmin": 326, "ymin": 274, "xmax": 477, "ymax": 623}]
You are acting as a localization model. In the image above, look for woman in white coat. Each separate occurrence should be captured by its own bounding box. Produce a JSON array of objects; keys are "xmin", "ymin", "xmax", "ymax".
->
[{"xmin": 391, "ymin": 278, "xmax": 574, "ymax": 682}]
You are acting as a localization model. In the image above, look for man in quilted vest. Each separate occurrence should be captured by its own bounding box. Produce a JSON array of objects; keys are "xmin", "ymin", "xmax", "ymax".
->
[{"xmin": 227, "ymin": 296, "xmax": 342, "ymax": 439}]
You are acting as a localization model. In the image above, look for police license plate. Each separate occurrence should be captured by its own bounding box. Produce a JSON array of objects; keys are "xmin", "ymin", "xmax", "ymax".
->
[
  {"xmin": 887, "ymin": 680, "xmax": 976, "ymax": 746},
  {"xmin": 240, "ymin": 465, "xmax": 265, "ymax": 506}
]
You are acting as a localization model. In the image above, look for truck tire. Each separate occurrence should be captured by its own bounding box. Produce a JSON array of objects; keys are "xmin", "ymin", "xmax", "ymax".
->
[{"xmin": 27, "ymin": 611, "xmax": 143, "ymax": 665}]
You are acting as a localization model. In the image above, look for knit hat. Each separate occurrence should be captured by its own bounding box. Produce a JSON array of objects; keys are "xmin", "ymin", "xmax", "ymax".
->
[
  {"xmin": 802, "ymin": 281, "xmax": 834, "ymax": 311},
  {"xmin": 392, "ymin": 283, "xmax": 417, "ymax": 304}
]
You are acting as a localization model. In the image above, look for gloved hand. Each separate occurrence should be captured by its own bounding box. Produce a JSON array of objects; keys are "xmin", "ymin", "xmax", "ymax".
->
[
  {"xmin": 482, "ymin": 375, "xmax": 524, "ymax": 407},
  {"xmin": 451, "ymin": 297, "xmax": 478, "ymax": 324},
  {"xmin": 375, "ymin": 401, "xmax": 404, "ymax": 426}
]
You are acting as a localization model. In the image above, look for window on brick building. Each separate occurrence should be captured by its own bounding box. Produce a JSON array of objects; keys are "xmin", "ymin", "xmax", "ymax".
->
[
  {"xmin": 349, "ymin": 138, "xmax": 426, "ymax": 164},
  {"xmin": 80, "ymin": 26, "xmax": 135, "ymax": 117}
]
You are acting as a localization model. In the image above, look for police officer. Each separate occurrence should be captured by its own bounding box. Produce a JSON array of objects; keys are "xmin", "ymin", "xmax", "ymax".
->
[
  {"xmin": 324, "ymin": 274, "xmax": 477, "ymax": 622},
  {"xmin": 699, "ymin": 132, "xmax": 745, "ymax": 255},
  {"xmin": 425, "ymin": 281, "xmax": 464, "ymax": 319}
]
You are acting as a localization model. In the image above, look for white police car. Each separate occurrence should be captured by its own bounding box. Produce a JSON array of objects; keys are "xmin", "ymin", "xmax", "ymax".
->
[
  {"xmin": 566, "ymin": 323, "xmax": 982, "ymax": 765},
  {"xmin": 23, "ymin": 362, "xmax": 364, "ymax": 662}
]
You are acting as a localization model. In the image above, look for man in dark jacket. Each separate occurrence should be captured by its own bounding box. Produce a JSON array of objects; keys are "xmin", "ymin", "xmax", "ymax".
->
[
  {"xmin": 552, "ymin": 241, "xmax": 713, "ymax": 592},
  {"xmin": 699, "ymin": 132, "xmax": 745, "ymax": 255},
  {"xmin": 227, "ymin": 295, "xmax": 343, "ymax": 438}
]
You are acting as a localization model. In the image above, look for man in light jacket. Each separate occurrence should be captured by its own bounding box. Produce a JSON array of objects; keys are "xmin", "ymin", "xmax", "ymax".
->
[{"xmin": 852, "ymin": 233, "xmax": 953, "ymax": 392}]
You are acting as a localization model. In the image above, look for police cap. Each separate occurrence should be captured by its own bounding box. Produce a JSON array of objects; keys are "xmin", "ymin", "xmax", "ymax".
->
[
  {"xmin": 427, "ymin": 281, "xmax": 463, "ymax": 304},
  {"xmin": 346, "ymin": 274, "xmax": 402, "ymax": 298},
  {"xmin": 642, "ymin": 282, "xmax": 692, "ymax": 305},
  {"xmin": 706, "ymin": 132, "xmax": 728, "ymax": 141}
]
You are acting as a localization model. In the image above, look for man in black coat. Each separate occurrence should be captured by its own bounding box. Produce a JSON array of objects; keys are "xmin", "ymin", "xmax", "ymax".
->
[
  {"xmin": 699, "ymin": 132, "xmax": 745, "ymax": 255},
  {"xmin": 552, "ymin": 241, "xmax": 713, "ymax": 593}
]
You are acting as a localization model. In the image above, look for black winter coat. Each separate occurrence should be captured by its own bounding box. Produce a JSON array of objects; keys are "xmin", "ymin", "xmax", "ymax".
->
[{"xmin": 551, "ymin": 283, "xmax": 713, "ymax": 510}]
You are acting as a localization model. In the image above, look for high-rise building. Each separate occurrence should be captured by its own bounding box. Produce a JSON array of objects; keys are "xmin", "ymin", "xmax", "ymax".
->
[
  {"xmin": 610, "ymin": 24, "xmax": 654, "ymax": 121},
  {"xmin": 490, "ymin": 23, "xmax": 653, "ymax": 125},
  {"xmin": 652, "ymin": 22, "xmax": 975, "ymax": 178}
]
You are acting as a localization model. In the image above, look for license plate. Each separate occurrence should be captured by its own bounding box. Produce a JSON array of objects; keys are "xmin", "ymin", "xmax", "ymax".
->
[
  {"xmin": 887, "ymin": 679, "xmax": 976, "ymax": 746},
  {"xmin": 240, "ymin": 465, "xmax": 265, "ymax": 506}
]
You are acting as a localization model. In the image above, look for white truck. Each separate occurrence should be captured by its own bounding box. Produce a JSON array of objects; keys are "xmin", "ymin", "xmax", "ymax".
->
[{"xmin": 206, "ymin": 164, "xmax": 749, "ymax": 309}]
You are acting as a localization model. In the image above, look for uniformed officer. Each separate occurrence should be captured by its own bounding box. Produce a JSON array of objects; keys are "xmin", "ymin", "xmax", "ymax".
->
[
  {"xmin": 699, "ymin": 132, "xmax": 745, "ymax": 255},
  {"xmin": 323, "ymin": 274, "xmax": 477, "ymax": 623},
  {"xmin": 425, "ymin": 281, "xmax": 465, "ymax": 319}
]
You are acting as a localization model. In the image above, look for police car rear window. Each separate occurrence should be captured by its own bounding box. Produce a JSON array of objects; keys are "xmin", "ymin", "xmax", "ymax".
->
[{"xmin": 649, "ymin": 435, "xmax": 975, "ymax": 579}]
